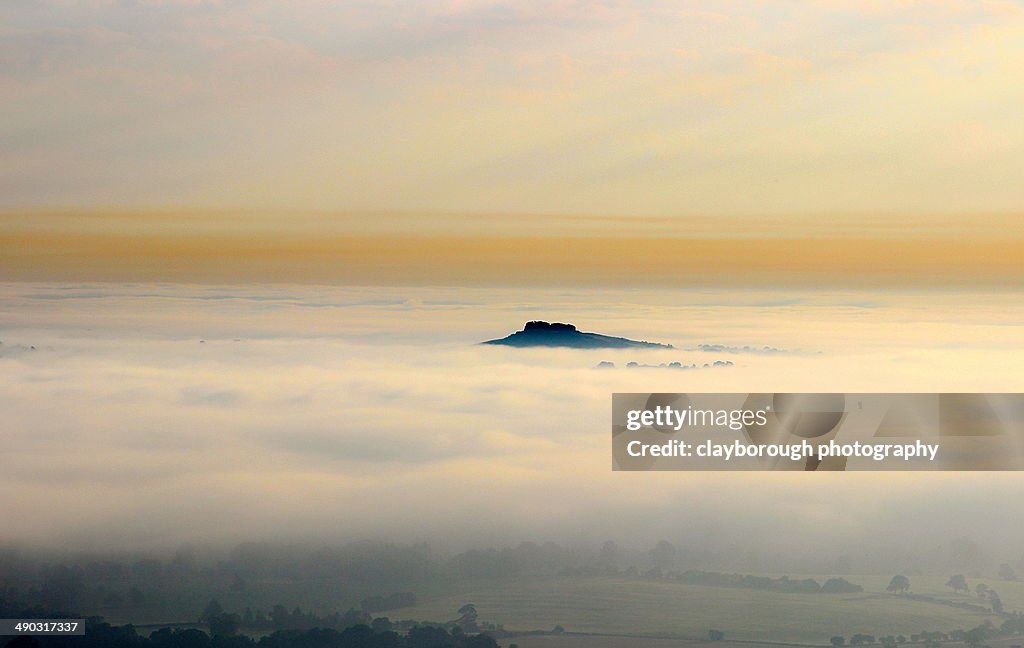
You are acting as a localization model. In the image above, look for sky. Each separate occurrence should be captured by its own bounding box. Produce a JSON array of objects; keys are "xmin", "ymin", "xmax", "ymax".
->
[
  {"xmin": 2, "ymin": 2, "xmax": 1024, "ymax": 563},
  {"xmin": 3, "ymin": 0, "xmax": 1024, "ymax": 216},
  {"xmin": 2, "ymin": 210, "xmax": 1023, "ymax": 286}
]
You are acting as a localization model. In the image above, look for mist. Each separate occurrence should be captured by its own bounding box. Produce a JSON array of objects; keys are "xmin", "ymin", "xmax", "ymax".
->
[{"xmin": 0, "ymin": 282, "xmax": 1021, "ymax": 577}]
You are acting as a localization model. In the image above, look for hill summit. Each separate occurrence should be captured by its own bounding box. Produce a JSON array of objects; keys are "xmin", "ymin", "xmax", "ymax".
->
[{"xmin": 482, "ymin": 321, "xmax": 672, "ymax": 349}]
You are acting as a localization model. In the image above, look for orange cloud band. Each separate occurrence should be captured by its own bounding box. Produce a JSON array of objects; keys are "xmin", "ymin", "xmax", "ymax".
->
[{"xmin": 3, "ymin": 229, "xmax": 1022, "ymax": 287}]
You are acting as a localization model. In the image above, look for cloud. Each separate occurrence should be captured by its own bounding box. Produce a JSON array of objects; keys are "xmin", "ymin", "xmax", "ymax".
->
[
  {"xmin": 2, "ymin": 1, "xmax": 1024, "ymax": 212},
  {"xmin": 2, "ymin": 282, "xmax": 1024, "ymax": 555},
  {"xmin": 179, "ymin": 385, "xmax": 246, "ymax": 406}
]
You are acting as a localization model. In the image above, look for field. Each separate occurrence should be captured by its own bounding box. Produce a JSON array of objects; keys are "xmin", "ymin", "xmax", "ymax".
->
[
  {"xmin": 403, "ymin": 575, "xmax": 1002, "ymax": 644},
  {"xmin": 505, "ymin": 637, "xmax": 739, "ymax": 648},
  {"xmin": 831, "ymin": 574, "xmax": 1024, "ymax": 612},
  {"xmin": 503, "ymin": 639, "xmax": 1024, "ymax": 648},
  {"xmin": 82, "ymin": 572, "xmax": 1024, "ymax": 645}
]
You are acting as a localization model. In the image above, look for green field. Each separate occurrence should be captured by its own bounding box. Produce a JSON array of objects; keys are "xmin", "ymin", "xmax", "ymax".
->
[
  {"xmin": 827, "ymin": 574, "xmax": 1024, "ymax": 612},
  {"xmin": 84, "ymin": 571, "xmax": 1018, "ymax": 645},
  {"xmin": 506, "ymin": 637, "xmax": 727, "ymax": 648},
  {"xmin": 403, "ymin": 575, "xmax": 1000, "ymax": 644},
  {"xmin": 501, "ymin": 639, "xmax": 1024, "ymax": 648}
]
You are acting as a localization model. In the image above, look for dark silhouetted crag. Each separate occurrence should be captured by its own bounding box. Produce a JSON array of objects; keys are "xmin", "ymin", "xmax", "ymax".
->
[{"xmin": 482, "ymin": 322, "xmax": 671, "ymax": 349}]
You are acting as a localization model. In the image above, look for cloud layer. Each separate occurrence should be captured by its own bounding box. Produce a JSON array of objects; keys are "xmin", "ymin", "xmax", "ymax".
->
[
  {"xmin": 2, "ymin": 1, "xmax": 1024, "ymax": 214},
  {"xmin": 3, "ymin": 282, "xmax": 1024, "ymax": 561}
]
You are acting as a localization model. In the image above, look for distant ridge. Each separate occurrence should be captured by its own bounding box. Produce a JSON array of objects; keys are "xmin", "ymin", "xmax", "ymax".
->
[{"xmin": 482, "ymin": 321, "xmax": 672, "ymax": 349}]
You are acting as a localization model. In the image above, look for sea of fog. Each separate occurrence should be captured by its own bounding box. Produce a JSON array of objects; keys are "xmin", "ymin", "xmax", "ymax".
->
[{"xmin": 2, "ymin": 282, "xmax": 1023, "ymax": 562}]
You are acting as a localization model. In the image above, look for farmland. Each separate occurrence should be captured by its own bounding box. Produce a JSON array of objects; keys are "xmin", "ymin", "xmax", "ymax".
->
[{"xmin": 404, "ymin": 575, "xmax": 999, "ymax": 644}]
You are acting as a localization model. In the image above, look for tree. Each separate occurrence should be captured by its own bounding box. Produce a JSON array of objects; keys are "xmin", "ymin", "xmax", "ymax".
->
[
  {"xmin": 457, "ymin": 603, "xmax": 478, "ymax": 621},
  {"xmin": 976, "ymin": 583, "xmax": 990, "ymax": 598},
  {"xmin": 649, "ymin": 541, "xmax": 677, "ymax": 570},
  {"xmin": 823, "ymin": 578, "xmax": 863, "ymax": 594},
  {"xmin": 201, "ymin": 599, "xmax": 225, "ymax": 624},
  {"xmin": 457, "ymin": 603, "xmax": 479, "ymax": 632},
  {"xmin": 947, "ymin": 574, "xmax": 969, "ymax": 593},
  {"xmin": 208, "ymin": 612, "xmax": 240, "ymax": 637},
  {"xmin": 40, "ymin": 564, "xmax": 84, "ymax": 612},
  {"xmin": 831, "ymin": 636, "xmax": 846, "ymax": 647},
  {"xmin": 151, "ymin": 627, "xmax": 210, "ymax": 648},
  {"xmin": 990, "ymin": 593, "xmax": 1004, "ymax": 614},
  {"xmin": 709, "ymin": 629, "xmax": 724, "ymax": 641},
  {"xmin": 598, "ymin": 540, "xmax": 619, "ymax": 565},
  {"xmin": 887, "ymin": 575, "xmax": 911, "ymax": 594},
  {"xmin": 270, "ymin": 604, "xmax": 291, "ymax": 629},
  {"xmin": 1000, "ymin": 563, "xmax": 1018, "ymax": 581},
  {"xmin": 965, "ymin": 625, "xmax": 988, "ymax": 648}
]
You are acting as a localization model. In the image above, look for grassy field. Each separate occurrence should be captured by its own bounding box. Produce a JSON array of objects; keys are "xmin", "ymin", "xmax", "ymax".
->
[
  {"xmin": 84, "ymin": 571, "xmax": 1018, "ymax": 645},
  {"xmin": 822, "ymin": 574, "xmax": 1024, "ymax": 612},
  {"xmin": 403, "ymin": 575, "xmax": 998, "ymax": 644},
  {"xmin": 504, "ymin": 637, "xmax": 731, "ymax": 648},
  {"xmin": 502, "ymin": 639, "xmax": 1024, "ymax": 648}
]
